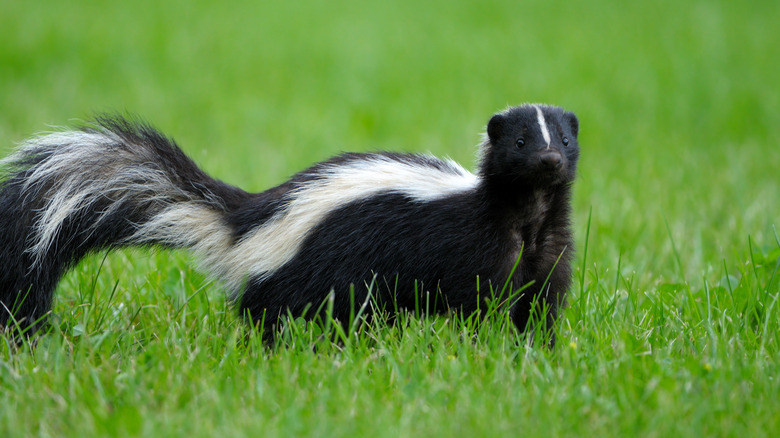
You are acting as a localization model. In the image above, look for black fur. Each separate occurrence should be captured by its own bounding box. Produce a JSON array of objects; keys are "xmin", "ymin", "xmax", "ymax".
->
[
  {"xmin": 1, "ymin": 105, "xmax": 580, "ymax": 343},
  {"xmin": 244, "ymin": 105, "xmax": 579, "ymax": 338}
]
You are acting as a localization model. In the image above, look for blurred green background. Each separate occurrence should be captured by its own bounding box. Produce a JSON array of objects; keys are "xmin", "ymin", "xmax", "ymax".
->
[{"xmin": 2, "ymin": 1, "xmax": 780, "ymax": 436}]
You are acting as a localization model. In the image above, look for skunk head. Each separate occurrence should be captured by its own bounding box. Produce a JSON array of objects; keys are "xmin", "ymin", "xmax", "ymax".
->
[{"xmin": 481, "ymin": 104, "xmax": 579, "ymax": 187}]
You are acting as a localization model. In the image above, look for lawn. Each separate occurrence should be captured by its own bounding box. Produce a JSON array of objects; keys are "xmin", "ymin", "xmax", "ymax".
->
[{"xmin": 1, "ymin": 0, "xmax": 779, "ymax": 436}]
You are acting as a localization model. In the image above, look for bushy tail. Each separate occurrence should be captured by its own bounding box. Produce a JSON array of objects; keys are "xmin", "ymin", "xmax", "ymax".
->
[{"xmin": 0, "ymin": 116, "xmax": 250, "ymax": 332}]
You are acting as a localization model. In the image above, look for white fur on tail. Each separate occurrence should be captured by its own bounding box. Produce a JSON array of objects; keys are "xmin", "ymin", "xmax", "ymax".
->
[{"xmin": 11, "ymin": 130, "xmax": 217, "ymax": 265}]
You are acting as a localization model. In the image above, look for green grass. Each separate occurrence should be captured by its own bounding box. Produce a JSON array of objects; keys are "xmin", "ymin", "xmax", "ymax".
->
[{"xmin": 1, "ymin": 0, "xmax": 779, "ymax": 436}]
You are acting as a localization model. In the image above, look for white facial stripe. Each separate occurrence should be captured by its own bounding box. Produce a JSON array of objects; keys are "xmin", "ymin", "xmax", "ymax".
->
[{"xmin": 534, "ymin": 105, "xmax": 551, "ymax": 147}]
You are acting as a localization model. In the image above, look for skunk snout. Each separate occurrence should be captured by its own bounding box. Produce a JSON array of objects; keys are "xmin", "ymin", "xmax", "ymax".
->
[{"xmin": 539, "ymin": 152, "xmax": 563, "ymax": 170}]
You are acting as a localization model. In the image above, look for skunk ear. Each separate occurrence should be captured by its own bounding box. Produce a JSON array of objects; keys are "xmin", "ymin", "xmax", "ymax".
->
[
  {"xmin": 487, "ymin": 114, "xmax": 505, "ymax": 144},
  {"xmin": 564, "ymin": 111, "xmax": 579, "ymax": 138}
]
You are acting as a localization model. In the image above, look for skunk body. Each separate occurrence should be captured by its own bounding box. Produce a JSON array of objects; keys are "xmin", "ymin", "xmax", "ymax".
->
[{"xmin": 0, "ymin": 104, "xmax": 579, "ymax": 338}]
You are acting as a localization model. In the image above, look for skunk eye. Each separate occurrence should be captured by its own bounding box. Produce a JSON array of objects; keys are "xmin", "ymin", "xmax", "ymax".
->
[
  {"xmin": 515, "ymin": 138, "xmax": 525, "ymax": 148},
  {"xmin": 562, "ymin": 137, "xmax": 569, "ymax": 146}
]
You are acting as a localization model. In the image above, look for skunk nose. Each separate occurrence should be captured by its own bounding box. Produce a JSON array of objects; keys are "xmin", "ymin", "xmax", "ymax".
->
[{"xmin": 539, "ymin": 152, "xmax": 562, "ymax": 170}]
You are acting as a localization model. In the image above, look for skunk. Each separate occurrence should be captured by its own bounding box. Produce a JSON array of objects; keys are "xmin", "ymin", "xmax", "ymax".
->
[{"xmin": 0, "ymin": 104, "xmax": 579, "ymax": 340}]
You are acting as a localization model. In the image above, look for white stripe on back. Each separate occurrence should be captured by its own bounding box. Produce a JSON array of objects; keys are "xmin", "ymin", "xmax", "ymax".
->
[{"xmin": 224, "ymin": 156, "xmax": 478, "ymax": 292}]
